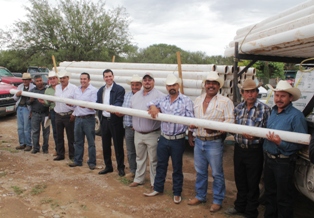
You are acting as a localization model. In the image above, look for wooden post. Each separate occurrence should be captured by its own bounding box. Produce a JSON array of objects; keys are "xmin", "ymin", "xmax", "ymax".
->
[
  {"xmin": 112, "ymin": 55, "xmax": 115, "ymax": 62},
  {"xmin": 176, "ymin": 51, "xmax": 184, "ymax": 94},
  {"xmin": 52, "ymin": 55, "xmax": 58, "ymax": 74}
]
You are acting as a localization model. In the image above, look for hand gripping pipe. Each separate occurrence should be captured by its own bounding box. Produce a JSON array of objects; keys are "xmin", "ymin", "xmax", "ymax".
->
[{"xmin": 10, "ymin": 89, "xmax": 311, "ymax": 145}]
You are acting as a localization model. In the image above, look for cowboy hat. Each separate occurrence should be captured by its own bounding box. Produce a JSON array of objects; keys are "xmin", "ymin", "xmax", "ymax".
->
[
  {"xmin": 58, "ymin": 70, "xmax": 71, "ymax": 78},
  {"xmin": 48, "ymin": 70, "xmax": 57, "ymax": 78},
  {"xmin": 165, "ymin": 74, "xmax": 181, "ymax": 86},
  {"xmin": 267, "ymin": 80, "xmax": 301, "ymax": 101},
  {"xmin": 238, "ymin": 79, "xmax": 262, "ymax": 90},
  {"xmin": 203, "ymin": 71, "xmax": 224, "ymax": 89},
  {"xmin": 22, "ymin": 73, "xmax": 32, "ymax": 80},
  {"xmin": 127, "ymin": 74, "xmax": 142, "ymax": 85}
]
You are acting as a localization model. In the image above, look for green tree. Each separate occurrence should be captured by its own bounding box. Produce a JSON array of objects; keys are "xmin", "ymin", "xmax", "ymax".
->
[{"xmin": 0, "ymin": 0, "xmax": 132, "ymax": 68}]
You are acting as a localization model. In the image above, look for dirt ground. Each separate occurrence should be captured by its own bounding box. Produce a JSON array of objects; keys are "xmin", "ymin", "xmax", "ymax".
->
[{"xmin": 1, "ymin": 114, "xmax": 314, "ymax": 218}]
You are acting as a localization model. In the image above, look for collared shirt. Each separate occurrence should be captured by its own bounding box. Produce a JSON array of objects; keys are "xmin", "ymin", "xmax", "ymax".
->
[
  {"xmin": 234, "ymin": 100, "xmax": 271, "ymax": 145},
  {"xmin": 102, "ymin": 84, "xmax": 113, "ymax": 117},
  {"xmin": 73, "ymin": 84, "xmax": 97, "ymax": 116},
  {"xmin": 28, "ymin": 86, "xmax": 49, "ymax": 113},
  {"xmin": 148, "ymin": 92, "xmax": 194, "ymax": 135},
  {"xmin": 131, "ymin": 88, "xmax": 166, "ymax": 132},
  {"xmin": 43, "ymin": 85, "xmax": 56, "ymax": 110},
  {"xmin": 263, "ymin": 103, "xmax": 308, "ymax": 156},
  {"xmin": 54, "ymin": 83, "xmax": 76, "ymax": 113},
  {"xmin": 122, "ymin": 91, "xmax": 134, "ymax": 127},
  {"xmin": 193, "ymin": 93, "xmax": 234, "ymax": 137},
  {"xmin": 13, "ymin": 83, "xmax": 36, "ymax": 110}
]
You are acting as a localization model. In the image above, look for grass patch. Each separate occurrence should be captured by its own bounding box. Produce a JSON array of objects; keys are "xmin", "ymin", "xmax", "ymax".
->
[
  {"xmin": 40, "ymin": 198, "xmax": 54, "ymax": 204},
  {"xmin": 11, "ymin": 186, "xmax": 24, "ymax": 195},
  {"xmin": 0, "ymin": 147, "xmax": 19, "ymax": 153},
  {"xmin": 31, "ymin": 184, "xmax": 47, "ymax": 195},
  {"xmin": 80, "ymin": 204, "xmax": 87, "ymax": 210},
  {"xmin": 0, "ymin": 171, "xmax": 7, "ymax": 177},
  {"xmin": 118, "ymin": 177, "xmax": 132, "ymax": 185},
  {"xmin": 51, "ymin": 201, "xmax": 60, "ymax": 209}
]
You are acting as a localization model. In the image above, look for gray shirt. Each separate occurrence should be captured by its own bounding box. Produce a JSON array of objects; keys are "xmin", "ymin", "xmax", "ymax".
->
[
  {"xmin": 131, "ymin": 88, "xmax": 165, "ymax": 132},
  {"xmin": 28, "ymin": 87, "xmax": 49, "ymax": 114}
]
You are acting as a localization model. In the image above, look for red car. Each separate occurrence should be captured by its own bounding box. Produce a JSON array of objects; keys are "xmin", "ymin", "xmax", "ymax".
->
[
  {"xmin": 0, "ymin": 82, "xmax": 17, "ymax": 117},
  {"xmin": 0, "ymin": 66, "xmax": 23, "ymax": 87}
]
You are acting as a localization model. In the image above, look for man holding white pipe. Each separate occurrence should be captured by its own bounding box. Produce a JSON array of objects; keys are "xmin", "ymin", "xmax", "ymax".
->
[
  {"xmin": 187, "ymin": 71, "xmax": 234, "ymax": 213},
  {"xmin": 129, "ymin": 73, "xmax": 165, "ymax": 188},
  {"xmin": 225, "ymin": 79, "xmax": 271, "ymax": 218},
  {"xmin": 262, "ymin": 81, "xmax": 307, "ymax": 218},
  {"xmin": 143, "ymin": 74, "xmax": 194, "ymax": 204}
]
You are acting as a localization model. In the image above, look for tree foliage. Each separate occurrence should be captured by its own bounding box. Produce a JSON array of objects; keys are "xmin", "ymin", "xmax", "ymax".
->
[{"xmin": 0, "ymin": 0, "xmax": 131, "ymax": 70}]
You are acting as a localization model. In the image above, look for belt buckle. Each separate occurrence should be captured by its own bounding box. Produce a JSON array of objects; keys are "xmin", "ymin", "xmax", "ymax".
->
[{"xmin": 240, "ymin": 144, "xmax": 248, "ymax": 149}]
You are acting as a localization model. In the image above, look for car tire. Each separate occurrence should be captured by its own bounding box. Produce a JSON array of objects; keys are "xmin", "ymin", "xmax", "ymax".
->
[{"xmin": 95, "ymin": 114, "xmax": 101, "ymax": 136}]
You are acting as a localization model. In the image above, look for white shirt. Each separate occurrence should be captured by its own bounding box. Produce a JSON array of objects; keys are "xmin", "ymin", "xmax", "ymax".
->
[
  {"xmin": 72, "ymin": 84, "xmax": 98, "ymax": 116},
  {"xmin": 54, "ymin": 83, "xmax": 77, "ymax": 113},
  {"xmin": 102, "ymin": 84, "xmax": 113, "ymax": 117}
]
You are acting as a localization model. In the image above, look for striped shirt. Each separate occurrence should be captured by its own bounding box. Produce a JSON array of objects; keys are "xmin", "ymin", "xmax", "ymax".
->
[
  {"xmin": 234, "ymin": 100, "xmax": 271, "ymax": 145},
  {"xmin": 148, "ymin": 92, "xmax": 194, "ymax": 135},
  {"xmin": 193, "ymin": 93, "xmax": 234, "ymax": 137},
  {"xmin": 122, "ymin": 91, "xmax": 133, "ymax": 127}
]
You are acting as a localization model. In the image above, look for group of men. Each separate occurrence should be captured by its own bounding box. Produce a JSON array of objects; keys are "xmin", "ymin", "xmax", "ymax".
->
[{"xmin": 13, "ymin": 69, "xmax": 307, "ymax": 217}]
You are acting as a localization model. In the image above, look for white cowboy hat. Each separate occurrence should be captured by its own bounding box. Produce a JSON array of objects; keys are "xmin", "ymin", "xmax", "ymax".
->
[
  {"xmin": 165, "ymin": 74, "xmax": 181, "ymax": 86},
  {"xmin": 142, "ymin": 72, "xmax": 154, "ymax": 80},
  {"xmin": 48, "ymin": 71, "xmax": 57, "ymax": 78},
  {"xmin": 127, "ymin": 74, "xmax": 142, "ymax": 85},
  {"xmin": 267, "ymin": 80, "xmax": 301, "ymax": 101},
  {"xmin": 22, "ymin": 73, "xmax": 32, "ymax": 80},
  {"xmin": 203, "ymin": 71, "xmax": 224, "ymax": 89},
  {"xmin": 58, "ymin": 70, "xmax": 71, "ymax": 78}
]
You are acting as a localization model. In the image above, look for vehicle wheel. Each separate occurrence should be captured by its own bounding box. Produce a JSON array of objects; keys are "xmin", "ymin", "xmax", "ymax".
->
[{"xmin": 95, "ymin": 114, "xmax": 101, "ymax": 136}]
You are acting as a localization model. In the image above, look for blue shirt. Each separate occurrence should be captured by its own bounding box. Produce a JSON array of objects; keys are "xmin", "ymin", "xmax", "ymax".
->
[
  {"xmin": 234, "ymin": 100, "xmax": 271, "ymax": 145},
  {"xmin": 122, "ymin": 91, "xmax": 133, "ymax": 127},
  {"xmin": 148, "ymin": 92, "xmax": 194, "ymax": 135},
  {"xmin": 263, "ymin": 103, "xmax": 308, "ymax": 156}
]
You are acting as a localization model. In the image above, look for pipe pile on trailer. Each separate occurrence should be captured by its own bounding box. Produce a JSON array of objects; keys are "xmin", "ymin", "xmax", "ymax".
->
[
  {"xmin": 57, "ymin": 61, "xmax": 256, "ymax": 101},
  {"xmin": 224, "ymin": 0, "xmax": 314, "ymax": 58}
]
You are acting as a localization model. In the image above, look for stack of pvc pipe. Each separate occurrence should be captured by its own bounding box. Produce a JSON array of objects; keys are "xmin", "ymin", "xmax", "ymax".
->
[
  {"xmin": 224, "ymin": 0, "xmax": 314, "ymax": 58},
  {"xmin": 57, "ymin": 61, "xmax": 255, "ymax": 101}
]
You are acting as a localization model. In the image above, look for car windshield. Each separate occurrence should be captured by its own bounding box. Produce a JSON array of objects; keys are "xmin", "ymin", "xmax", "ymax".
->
[
  {"xmin": 28, "ymin": 67, "xmax": 49, "ymax": 73},
  {"xmin": 0, "ymin": 68, "xmax": 14, "ymax": 77}
]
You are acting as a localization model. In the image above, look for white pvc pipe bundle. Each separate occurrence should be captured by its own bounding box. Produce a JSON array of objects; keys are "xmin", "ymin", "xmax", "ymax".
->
[
  {"xmin": 224, "ymin": 0, "xmax": 314, "ymax": 58},
  {"xmin": 10, "ymin": 89, "xmax": 311, "ymax": 145}
]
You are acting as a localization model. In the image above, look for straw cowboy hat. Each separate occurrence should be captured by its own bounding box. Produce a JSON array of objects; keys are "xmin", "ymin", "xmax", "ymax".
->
[
  {"xmin": 165, "ymin": 74, "xmax": 181, "ymax": 86},
  {"xmin": 22, "ymin": 73, "xmax": 32, "ymax": 80},
  {"xmin": 203, "ymin": 71, "xmax": 224, "ymax": 89},
  {"xmin": 48, "ymin": 71, "xmax": 57, "ymax": 78},
  {"xmin": 238, "ymin": 79, "xmax": 262, "ymax": 90},
  {"xmin": 267, "ymin": 80, "xmax": 301, "ymax": 101},
  {"xmin": 57, "ymin": 70, "xmax": 71, "ymax": 78},
  {"xmin": 127, "ymin": 74, "xmax": 142, "ymax": 85}
]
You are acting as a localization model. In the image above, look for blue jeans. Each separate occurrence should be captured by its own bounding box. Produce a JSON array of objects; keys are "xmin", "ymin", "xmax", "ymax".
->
[
  {"xmin": 194, "ymin": 138, "xmax": 225, "ymax": 205},
  {"xmin": 17, "ymin": 106, "xmax": 32, "ymax": 147},
  {"xmin": 125, "ymin": 127, "xmax": 136, "ymax": 173},
  {"xmin": 74, "ymin": 116, "xmax": 96, "ymax": 166},
  {"xmin": 50, "ymin": 109, "xmax": 57, "ymax": 151},
  {"xmin": 154, "ymin": 136, "xmax": 185, "ymax": 196},
  {"xmin": 31, "ymin": 112, "xmax": 50, "ymax": 152}
]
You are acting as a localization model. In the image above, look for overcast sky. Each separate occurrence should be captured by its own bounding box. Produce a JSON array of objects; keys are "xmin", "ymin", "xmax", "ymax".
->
[{"xmin": 0, "ymin": 0, "xmax": 306, "ymax": 55}]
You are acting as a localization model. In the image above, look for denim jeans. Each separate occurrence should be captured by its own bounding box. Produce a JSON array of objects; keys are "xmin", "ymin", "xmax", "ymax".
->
[
  {"xmin": 263, "ymin": 156, "xmax": 296, "ymax": 218},
  {"xmin": 154, "ymin": 136, "xmax": 185, "ymax": 196},
  {"xmin": 31, "ymin": 112, "xmax": 50, "ymax": 152},
  {"xmin": 74, "ymin": 116, "xmax": 96, "ymax": 166},
  {"xmin": 125, "ymin": 127, "xmax": 136, "ymax": 173},
  {"xmin": 50, "ymin": 109, "xmax": 57, "ymax": 151},
  {"xmin": 194, "ymin": 137, "xmax": 225, "ymax": 205},
  {"xmin": 17, "ymin": 106, "xmax": 32, "ymax": 147}
]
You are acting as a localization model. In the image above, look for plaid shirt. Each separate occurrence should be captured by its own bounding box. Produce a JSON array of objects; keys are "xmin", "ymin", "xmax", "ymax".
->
[
  {"xmin": 148, "ymin": 93, "xmax": 194, "ymax": 135},
  {"xmin": 234, "ymin": 100, "xmax": 271, "ymax": 145},
  {"xmin": 122, "ymin": 91, "xmax": 133, "ymax": 127}
]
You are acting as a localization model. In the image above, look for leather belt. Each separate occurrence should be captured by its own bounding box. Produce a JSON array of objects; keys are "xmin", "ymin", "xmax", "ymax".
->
[
  {"xmin": 197, "ymin": 135, "xmax": 222, "ymax": 141},
  {"xmin": 102, "ymin": 116, "xmax": 110, "ymax": 120},
  {"xmin": 32, "ymin": 111, "xmax": 46, "ymax": 114},
  {"xmin": 237, "ymin": 143, "xmax": 261, "ymax": 149},
  {"xmin": 266, "ymin": 152, "xmax": 290, "ymax": 159},
  {"xmin": 138, "ymin": 128, "xmax": 160, "ymax": 135},
  {"xmin": 57, "ymin": 111, "xmax": 73, "ymax": 116},
  {"xmin": 19, "ymin": 104, "xmax": 27, "ymax": 107},
  {"xmin": 77, "ymin": 114, "xmax": 94, "ymax": 119},
  {"xmin": 161, "ymin": 132, "xmax": 185, "ymax": 140}
]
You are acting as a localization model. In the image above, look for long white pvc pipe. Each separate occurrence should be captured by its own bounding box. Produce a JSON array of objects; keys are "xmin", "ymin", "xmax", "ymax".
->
[
  {"xmin": 224, "ymin": 23, "xmax": 314, "ymax": 57},
  {"xmin": 59, "ymin": 61, "xmax": 216, "ymax": 72},
  {"xmin": 10, "ymin": 89, "xmax": 311, "ymax": 145},
  {"xmin": 235, "ymin": 0, "xmax": 314, "ymax": 36}
]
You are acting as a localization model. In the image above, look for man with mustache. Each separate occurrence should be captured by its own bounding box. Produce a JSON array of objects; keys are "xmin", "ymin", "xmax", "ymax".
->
[
  {"xmin": 143, "ymin": 74, "xmax": 194, "ymax": 204},
  {"xmin": 225, "ymin": 79, "xmax": 271, "ymax": 218},
  {"xmin": 187, "ymin": 71, "xmax": 234, "ymax": 213},
  {"xmin": 263, "ymin": 80, "xmax": 307, "ymax": 218}
]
